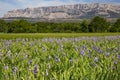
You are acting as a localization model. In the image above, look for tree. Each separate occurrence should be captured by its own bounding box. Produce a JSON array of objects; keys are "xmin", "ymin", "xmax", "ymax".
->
[
  {"xmin": 110, "ymin": 18, "xmax": 120, "ymax": 32},
  {"xmin": 88, "ymin": 16, "xmax": 109, "ymax": 32},
  {"xmin": 8, "ymin": 20, "xmax": 36, "ymax": 33},
  {"xmin": 81, "ymin": 20, "xmax": 89, "ymax": 32},
  {"xmin": 0, "ymin": 19, "xmax": 8, "ymax": 33}
]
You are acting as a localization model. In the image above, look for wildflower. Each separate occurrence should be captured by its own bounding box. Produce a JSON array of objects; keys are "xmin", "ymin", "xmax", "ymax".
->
[
  {"xmin": 80, "ymin": 50, "xmax": 84, "ymax": 56},
  {"xmin": 118, "ymin": 55, "xmax": 120, "ymax": 60},
  {"xmin": 98, "ymin": 49, "xmax": 102, "ymax": 53},
  {"xmin": 112, "ymin": 56, "xmax": 114, "ymax": 60},
  {"xmin": 4, "ymin": 66, "xmax": 9, "ymax": 70},
  {"xmin": 51, "ymin": 78, "xmax": 55, "ymax": 80},
  {"xmin": 59, "ymin": 44, "xmax": 63, "ymax": 51},
  {"xmin": 114, "ymin": 61, "xmax": 118, "ymax": 65},
  {"xmin": 83, "ymin": 45, "xmax": 86, "ymax": 50},
  {"xmin": 13, "ymin": 67, "xmax": 18, "ymax": 74},
  {"xmin": 24, "ymin": 52, "xmax": 28, "ymax": 60},
  {"xmin": 26, "ymin": 38, "xmax": 28, "ymax": 42},
  {"xmin": 28, "ymin": 59, "xmax": 32, "ymax": 65},
  {"xmin": 105, "ymin": 52, "xmax": 110, "ymax": 56},
  {"xmin": 113, "ymin": 66, "xmax": 117, "ymax": 70},
  {"xmin": 94, "ymin": 57, "xmax": 98, "ymax": 63},
  {"xmin": 45, "ymin": 69, "xmax": 49, "ymax": 76},
  {"xmin": 34, "ymin": 64, "xmax": 38, "ymax": 75},
  {"xmin": 42, "ymin": 46, "xmax": 46, "ymax": 52},
  {"xmin": 7, "ymin": 50, "xmax": 12, "ymax": 59},
  {"xmin": 15, "ymin": 52, "xmax": 18, "ymax": 57},
  {"xmin": 114, "ymin": 47, "xmax": 118, "ymax": 52},
  {"xmin": 55, "ymin": 56, "xmax": 60, "ymax": 62}
]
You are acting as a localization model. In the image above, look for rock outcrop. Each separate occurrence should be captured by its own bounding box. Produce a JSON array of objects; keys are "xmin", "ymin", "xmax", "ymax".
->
[{"xmin": 3, "ymin": 3, "xmax": 120, "ymax": 19}]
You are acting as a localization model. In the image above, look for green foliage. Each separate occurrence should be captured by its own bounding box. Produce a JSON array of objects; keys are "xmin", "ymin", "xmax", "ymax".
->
[
  {"xmin": 0, "ymin": 19, "xmax": 8, "ymax": 33},
  {"xmin": 33, "ymin": 22, "xmax": 82, "ymax": 33},
  {"xmin": 110, "ymin": 19, "xmax": 120, "ymax": 32},
  {"xmin": 0, "ymin": 16, "xmax": 120, "ymax": 33},
  {"xmin": 8, "ymin": 20, "xmax": 36, "ymax": 33},
  {"xmin": 0, "ymin": 33, "xmax": 120, "ymax": 39},
  {"xmin": 0, "ymin": 36, "xmax": 120, "ymax": 79},
  {"xmin": 81, "ymin": 20, "xmax": 89, "ymax": 32},
  {"xmin": 88, "ymin": 16, "xmax": 110, "ymax": 32}
]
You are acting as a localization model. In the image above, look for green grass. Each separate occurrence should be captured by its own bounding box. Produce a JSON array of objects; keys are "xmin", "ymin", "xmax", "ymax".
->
[{"xmin": 0, "ymin": 33, "xmax": 120, "ymax": 39}]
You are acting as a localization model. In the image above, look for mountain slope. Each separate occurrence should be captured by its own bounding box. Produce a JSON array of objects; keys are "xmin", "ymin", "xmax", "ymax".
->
[{"xmin": 3, "ymin": 3, "xmax": 120, "ymax": 19}]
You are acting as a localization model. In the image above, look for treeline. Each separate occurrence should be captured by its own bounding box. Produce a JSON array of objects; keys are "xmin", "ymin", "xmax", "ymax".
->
[{"xmin": 0, "ymin": 16, "xmax": 120, "ymax": 33}]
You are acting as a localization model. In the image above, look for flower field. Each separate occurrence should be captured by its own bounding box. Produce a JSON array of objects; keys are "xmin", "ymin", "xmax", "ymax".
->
[{"xmin": 0, "ymin": 36, "xmax": 120, "ymax": 80}]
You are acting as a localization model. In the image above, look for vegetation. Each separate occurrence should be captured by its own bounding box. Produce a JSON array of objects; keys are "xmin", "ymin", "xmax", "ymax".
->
[
  {"xmin": 7, "ymin": 20, "xmax": 36, "ymax": 33},
  {"xmin": 110, "ymin": 19, "xmax": 120, "ymax": 32},
  {"xmin": 0, "ymin": 33, "xmax": 120, "ymax": 39},
  {"xmin": 0, "ymin": 16, "xmax": 120, "ymax": 33},
  {"xmin": 88, "ymin": 16, "xmax": 110, "ymax": 32},
  {"xmin": 0, "ymin": 16, "xmax": 120, "ymax": 80},
  {"xmin": 0, "ymin": 36, "xmax": 120, "ymax": 80}
]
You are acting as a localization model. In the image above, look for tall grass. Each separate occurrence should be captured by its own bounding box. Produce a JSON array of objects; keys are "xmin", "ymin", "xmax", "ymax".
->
[
  {"xmin": 0, "ymin": 33, "xmax": 120, "ymax": 39},
  {"xmin": 0, "ymin": 36, "xmax": 120, "ymax": 80}
]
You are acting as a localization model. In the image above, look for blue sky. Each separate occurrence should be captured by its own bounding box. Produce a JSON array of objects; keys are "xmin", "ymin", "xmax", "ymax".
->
[{"xmin": 0, "ymin": 0, "xmax": 120, "ymax": 17}]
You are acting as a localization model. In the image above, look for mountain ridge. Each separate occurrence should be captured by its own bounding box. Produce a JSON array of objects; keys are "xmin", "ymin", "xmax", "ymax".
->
[{"xmin": 3, "ymin": 3, "xmax": 120, "ymax": 19}]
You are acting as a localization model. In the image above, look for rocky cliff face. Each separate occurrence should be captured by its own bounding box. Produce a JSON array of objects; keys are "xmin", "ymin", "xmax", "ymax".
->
[{"xmin": 4, "ymin": 3, "xmax": 120, "ymax": 19}]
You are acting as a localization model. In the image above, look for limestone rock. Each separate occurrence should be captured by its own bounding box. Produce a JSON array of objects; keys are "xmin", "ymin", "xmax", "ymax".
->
[{"xmin": 4, "ymin": 3, "xmax": 120, "ymax": 19}]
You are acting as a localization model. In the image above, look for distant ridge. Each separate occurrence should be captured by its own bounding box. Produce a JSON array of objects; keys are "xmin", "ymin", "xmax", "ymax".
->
[{"xmin": 3, "ymin": 3, "xmax": 120, "ymax": 19}]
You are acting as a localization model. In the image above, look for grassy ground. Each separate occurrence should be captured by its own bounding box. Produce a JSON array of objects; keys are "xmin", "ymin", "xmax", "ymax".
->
[{"xmin": 0, "ymin": 33, "xmax": 120, "ymax": 39}]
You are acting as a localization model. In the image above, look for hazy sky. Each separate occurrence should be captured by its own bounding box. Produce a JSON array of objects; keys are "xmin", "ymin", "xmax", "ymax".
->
[{"xmin": 0, "ymin": 0, "xmax": 120, "ymax": 17}]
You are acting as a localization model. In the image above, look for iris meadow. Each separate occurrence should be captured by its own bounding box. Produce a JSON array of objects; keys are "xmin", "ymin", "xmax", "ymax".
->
[{"xmin": 0, "ymin": 36, "xmax": 120, "ymax": 80}]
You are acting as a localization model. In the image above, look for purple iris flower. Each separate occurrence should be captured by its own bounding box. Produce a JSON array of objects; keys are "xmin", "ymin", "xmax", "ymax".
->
[
  {"xmin": 118, "ymin": 55, "xmax": 120, "ymax": 60},
  {"xmin": 34, "ymin": 64, "xmax": 38, "ymax": 75},
  {"xmin": 114, "ymin": 61, "xmax": 118, "ymax": 65},
  {"xmin": 94, "ymin": 57, "xmax": 98, "ymax": 63},
  {"xmin": 80, "ymin": 50, "xmax": 85, "ymax": 56},
  {"xmin": 4, "ymin": 66, "xmax": 9, "ymax": 70}
]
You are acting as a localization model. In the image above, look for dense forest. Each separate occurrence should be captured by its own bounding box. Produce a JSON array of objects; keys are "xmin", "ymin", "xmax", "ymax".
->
[{"xmin": 0, "ymin": 16, "xmax": 120, "ymax": 33}]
